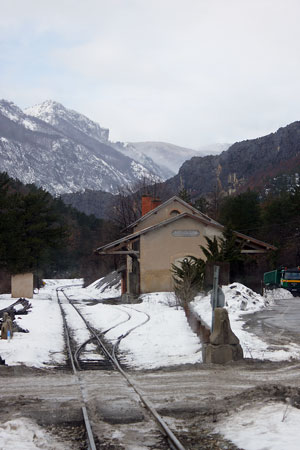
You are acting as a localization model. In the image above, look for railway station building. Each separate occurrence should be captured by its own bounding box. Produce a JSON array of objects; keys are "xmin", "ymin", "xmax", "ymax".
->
[{"xmin": 95, "ymin": 195, "xmax": 276, "ymax": 297}]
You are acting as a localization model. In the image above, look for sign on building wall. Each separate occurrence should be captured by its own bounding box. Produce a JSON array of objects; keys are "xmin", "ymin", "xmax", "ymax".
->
[{"xmin": 172, "ymin": 230, "xmax": 200, "ymax": 237}]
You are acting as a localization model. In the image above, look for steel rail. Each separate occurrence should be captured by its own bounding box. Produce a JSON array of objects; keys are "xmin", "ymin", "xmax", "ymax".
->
[
  {"xmin": 56, "ymin": 288, "xmax": 97, "ymax": 450},
  {"xmin": 61, "ymin": 289, "xmax": 186, "ymax": 450},
  {"xmin": 74, "ymin": 307, "xmax": 131, "ymax": 370},
  {"xmin": 110, "ymin": 307, "xmax": 185, "ymax": 450}
]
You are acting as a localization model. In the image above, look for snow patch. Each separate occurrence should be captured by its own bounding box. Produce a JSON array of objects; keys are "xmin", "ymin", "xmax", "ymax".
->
[
  {"xmin": 215, "ymin": 401, "xmax": 300, "ymax": 450},
  {"xmin": 0, "ymin": 417, "xmax": 72, "ymax": 449}
]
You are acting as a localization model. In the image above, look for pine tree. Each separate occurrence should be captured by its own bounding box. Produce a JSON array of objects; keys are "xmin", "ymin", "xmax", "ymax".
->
[
  {"xmin": 178, "ymin": 188, "xmax": 191, "ymax": 203},
  {"xmin": 0, "ymin": 190, "xmax": 68, "ymax": 274},
  {"xmin": 171, "ymin": 256, "xmax": 205, "ymax": 303}
]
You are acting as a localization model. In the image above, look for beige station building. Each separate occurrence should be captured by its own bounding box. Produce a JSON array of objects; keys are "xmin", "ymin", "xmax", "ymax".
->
[{"xmin": 96, "ymin": 195, "xmax": 276, "ymax": 297}]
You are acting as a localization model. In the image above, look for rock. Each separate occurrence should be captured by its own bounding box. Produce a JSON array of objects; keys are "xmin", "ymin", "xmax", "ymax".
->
[
  {"xmin": 210, "ymin": 308, "xmax": 239, "ymax": 345},
  {"xmin": 204, "ymin": 308, "xmax": 243, "ymax": 364},
  {"xmin": 205, "ymin": 343, "xmax": 244, "ymax": 364}
]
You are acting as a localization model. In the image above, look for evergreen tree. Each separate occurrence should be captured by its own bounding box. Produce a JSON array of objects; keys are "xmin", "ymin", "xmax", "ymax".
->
[
  {"xmin": 171, "ymin": 256, "xmax": 205, "ymax": 303},
  {"xmin": 178, "ymin": 188, "xmax": 191, "ymax": 203},
  {"xmin": 0, "ymin": 190, "xmax": 68, "ymax": 274},
  {"xmin": 219, "ymin": 190, "xmax": 261, "ymax": 235},
  {"xmin": 199, "ymin": 228, "xmax": 243, "ymax": 264},
  {"xmin": 192, "ymin": 196, "xmax": 209, "ymax": 214}
]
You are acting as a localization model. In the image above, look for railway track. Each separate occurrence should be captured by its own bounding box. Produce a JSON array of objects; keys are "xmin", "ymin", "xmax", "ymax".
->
[{"xmin": 56, "ymin": 286, "xmax": 186, "ymax": 450}]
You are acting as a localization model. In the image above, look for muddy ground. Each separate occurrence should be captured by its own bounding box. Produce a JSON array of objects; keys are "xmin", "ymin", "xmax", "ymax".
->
[{"xmin": 1, "ymin": 359, "xmax": 300, "ymax": 449}]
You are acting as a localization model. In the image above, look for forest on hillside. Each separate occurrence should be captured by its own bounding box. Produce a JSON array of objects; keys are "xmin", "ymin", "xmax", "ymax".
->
[
  {"xmin": 218, "ymin": 189, "xmax": 300, "ymax": 266},
  {"xmin": 0, "ymin": 172, "xmax": 120, "ymax": 293}
]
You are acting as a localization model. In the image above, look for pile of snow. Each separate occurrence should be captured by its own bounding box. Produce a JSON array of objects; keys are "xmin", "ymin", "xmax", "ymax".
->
[
  {"xmin": 264, "ymin": 287, "xmax": 294, "ymax": 300},
  {"xmin": 215, "ymin": 401, "xmax": 300, "ymax": 450},
  {"xmin": 192, "ymin": 283, "xmax": 269, "ymax": 330},
  {"xmin": 0, "ymin": 417, "xmax": 72, "ymax": 449},
  {"xmin": 192, "ymin": 283, "xmax": 300, "ymax": 361},
  {"xmin": 85, "ymin": 272, "xmax": 121, "ymax": 299},
  {"xmin": 64, "ymin": 273, "xmax": 121, "ymax": 301}
]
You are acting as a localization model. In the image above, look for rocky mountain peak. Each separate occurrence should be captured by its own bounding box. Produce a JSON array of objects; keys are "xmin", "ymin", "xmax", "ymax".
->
[
  {"xmin": 25, "ymin": 100, "xmax": 109, "ymax": 142},
  {"xmin": 0, "ymin": 99, "xmax": 46, "ymax": 132},
  {"xmin": 0, "ymin": 99, "xmax": 25, "ymax": 121}
]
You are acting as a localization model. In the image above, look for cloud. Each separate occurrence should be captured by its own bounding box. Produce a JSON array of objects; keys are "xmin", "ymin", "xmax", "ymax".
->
[{"xmin": 1, "ymin": 0, "xmax": 300, "ymax": 147}]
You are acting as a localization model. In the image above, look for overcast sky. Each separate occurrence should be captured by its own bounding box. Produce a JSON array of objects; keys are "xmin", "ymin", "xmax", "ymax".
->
[{"xmin": 1, "ymin": 0, "xmax": 300, "ymax": 148}]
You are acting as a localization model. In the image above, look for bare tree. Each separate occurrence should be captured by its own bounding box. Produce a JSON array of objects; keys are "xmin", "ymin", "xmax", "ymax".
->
[{"xmin": 109, "ymin": 178, "xmax": 173, "ymax": 230}]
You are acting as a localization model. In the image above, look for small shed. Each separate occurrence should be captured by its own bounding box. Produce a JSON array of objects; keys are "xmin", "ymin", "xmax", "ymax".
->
[{"xmin": 11, "ymin": 273, "xmax": 33, "ymax": 298}]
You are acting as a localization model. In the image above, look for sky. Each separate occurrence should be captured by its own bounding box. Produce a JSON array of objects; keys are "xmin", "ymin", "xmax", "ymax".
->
[{"xmin": 1, "ymin": 0, "xmax": 300, "ymax": 148}]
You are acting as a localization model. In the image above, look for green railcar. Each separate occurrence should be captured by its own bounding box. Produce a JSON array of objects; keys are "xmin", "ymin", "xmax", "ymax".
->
[{"xmin": 263, "ymin": 267, "xmax": 300, "ymax": 296}]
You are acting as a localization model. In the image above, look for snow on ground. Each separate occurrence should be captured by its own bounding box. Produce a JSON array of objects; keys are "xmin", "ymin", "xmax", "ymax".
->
[
  {"xmin": 71, "ymin": 291, "xmax": 202, "ymax": 369},
  {"xmin": 1, "ymin": 277, "xmax": 300, "ymax": 368},
  {"xmin": 192, "ymin": 283, "xmax": 300, "ymax": 361},
  {"xmin": 215, "ymin": 401, "xmax": 300, "ymax": 450},
  {"xmin": 0, "ymin": 279, "xmax": 82, "ymax": 367},
  {"xmin": 0, "ymin": 278, "xmax": 201, "ymax": 369},
  {"xmin": 0, "ymin": 417, "xmax": 72, "ymax": 450}
]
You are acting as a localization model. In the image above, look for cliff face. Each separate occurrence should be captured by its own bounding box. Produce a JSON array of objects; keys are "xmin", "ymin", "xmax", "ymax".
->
[{"xmin": 166, "ymin": 121, "xmax": 300, "ymax": 197}]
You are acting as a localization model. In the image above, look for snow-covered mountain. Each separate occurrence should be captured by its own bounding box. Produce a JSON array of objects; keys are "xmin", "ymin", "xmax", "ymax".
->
[
  {"xmin": 127, "ymin": 141, "xmax": 230, "ymax": 174},
  {"xmin": 113, "ymin": 141, "xmax": 174, "ymax": 179},
  {"xmin": 25, "ymin": 100, "xmax": 109, "ymax": 144},
  {"xmin": 127, "ymin": 141, "xmax": 198, "ymax": 174},
  {"xmin": 0, "ymin": 100, "xmax": 163, "ymax": 195},
  {"xmin": 0, "ymin": 98, "xmax": 230, "ymax": 196}
]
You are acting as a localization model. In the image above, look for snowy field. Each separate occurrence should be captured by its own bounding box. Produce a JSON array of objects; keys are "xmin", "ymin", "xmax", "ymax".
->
[{"xmin": 0, "ymin": 278, "xmax": 300, "ymax": 369}]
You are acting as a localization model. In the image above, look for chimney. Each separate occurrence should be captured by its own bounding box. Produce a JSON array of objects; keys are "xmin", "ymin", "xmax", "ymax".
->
[
  {"xmin": 142, "ymin": 195, "xmax": 153, "ymax": 216},
  {"xmin": 151, "ymin": 198, "xmax": 161, "ymax": 209},
  {"xmin": 141, "ymin": 195, "xmax": 161, "ymax": 216}
]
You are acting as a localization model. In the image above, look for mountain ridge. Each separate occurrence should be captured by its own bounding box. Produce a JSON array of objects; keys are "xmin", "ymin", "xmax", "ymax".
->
[
  {"xmin": 165, "ymin": 120, "xmax": 300, "ymax": 198},
  {"xmin": 0, "ymin": 99, "xmax": 164, "ymax": 195}
]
